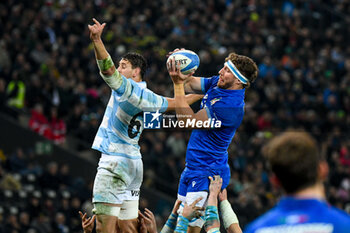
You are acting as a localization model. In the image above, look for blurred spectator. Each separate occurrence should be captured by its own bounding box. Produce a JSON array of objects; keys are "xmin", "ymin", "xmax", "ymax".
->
[
  {"xmin": 166, "ymin": 132, "xmax": 186, "ymax": 158},
  {"xmin": 53, "ymin": 212, "xmax": 69, "ymax": 233},
  {"xmin": 48, "ymin": 107, "xmax": 66, "ymax": 145},
  {"xmin": 6, "ymin": 71, "xmax": 25, "ymax": 110},
  {"xmin": 3, "ymin": 214, "xmax": 20, "ymax": 233},
  {"xmin": 31, "ymin": 214, "xmax": 53, "ymax": 233},
  {"xmin": 19, "ymin": 211, "xmax": 31, "ymax": 232},
  {"xmin": 7, "ymin": 148, "xmax": 27, "ymax": 173},
  {"xmin": 29, "ymin": 103, "xmax": 52, "ymax": 139},
  {"xmin": 0, "ymin": 78, "xmax": 6, "ymax": 112},
  {"xmin": 39, "ymin": 162, "xmax": 60, "ymax": 190}
]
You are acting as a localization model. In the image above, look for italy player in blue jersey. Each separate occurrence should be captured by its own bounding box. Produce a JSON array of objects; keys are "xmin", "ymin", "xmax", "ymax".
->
[
  {"xmin": 88, "ymin": 20, "xmax": 202, "ymax": 233},
  {"xmin": 167, "ymin": 50, "xmax": 259, "ymax": 232},
  {"xmin": 245, "ymin": 131, "xmax": 350, "ymax": 233}
]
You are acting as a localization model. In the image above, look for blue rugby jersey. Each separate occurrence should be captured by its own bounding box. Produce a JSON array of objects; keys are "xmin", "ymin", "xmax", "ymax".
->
[
  {"xmin": 185, "ymin": 75, "xmax": 245, "ymax": 170},
  {"xmin": 244, "ymin": 197, "xmax": 350, "ymax": 233},
  {"xmin": 92, "ymin": 71, "xmax": 168, "ymax": 159}
]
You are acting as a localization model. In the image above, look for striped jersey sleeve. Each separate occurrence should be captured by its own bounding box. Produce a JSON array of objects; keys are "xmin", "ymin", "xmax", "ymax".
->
[{"xmin": 92, "ymin": 71, "xmax": 168, "ymax": 158}]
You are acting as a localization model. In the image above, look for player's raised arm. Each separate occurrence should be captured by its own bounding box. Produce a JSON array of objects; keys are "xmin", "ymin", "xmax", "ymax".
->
[
  {"xmin": 88, "ymin": 18, "xmax": 123, "ymax": 90},
  {"xmin": 183, "ymin": 76, "xmax": 203, "ymax": 94},
  {"xmin": 167, "ymin": 57, "xmax": 209, "ymax": 125},
  {"xmin": 203, "ymin": 176, "xmax": 222, "ymax": 233},
  {"xmin": 165, "ymin": 94, "xmax": 203, "ymax": 112}
]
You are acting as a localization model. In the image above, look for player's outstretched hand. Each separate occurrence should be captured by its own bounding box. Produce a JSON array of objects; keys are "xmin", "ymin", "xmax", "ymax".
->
[
  {"xmin": 182, "ymin": 197, "xmax": 204, "ymax": 220},
  {"xmin": 139, "ymin": 209, "xmax": 158, "ymax": 233},
  {"xmin": 172, "ymin": 199, "xmax": 182, "ymax": 215},
  {"xmin": 219, "ymin": 188, "xmax": 228, "ymax": 202},
  {"xmin": 79, "ymin": 211, "xmax": 96, "ymax": 233},
  {"xmin": 88, "ymin": 18, "xmax": 106, "ymax": 42},
  {"xmin": 167, "ymin": 57, "xmax": 194, "ymax": 84},
  {"xmin": 209, "ymin": 175, "xmax": 223, "ymax": 197},
  {"xmin": 138, "ymin": 212, "xmax": 148, "ymax": 233}
]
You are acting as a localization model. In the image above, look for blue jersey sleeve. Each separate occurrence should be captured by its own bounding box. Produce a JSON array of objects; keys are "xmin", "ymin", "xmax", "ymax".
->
[
  {"xmin": 205, "ymin": 100, "xmax": 244, "ymax": 127},
  {"xmin": 201, "ymin": 76, "xmax": 219, "ymax": 93}
]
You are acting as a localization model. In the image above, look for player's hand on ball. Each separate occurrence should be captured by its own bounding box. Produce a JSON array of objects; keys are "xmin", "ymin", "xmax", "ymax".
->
[
  {"xmin": 167, "ymin": 48, "xmax": 185, "ymax": 57},
  {"xmin": 167, "ymin": 57, "xmax": 194, "ymax": 84},
  {"xmin": 88, "ymin": 18, "xmax": 106, "ymax": 42}
]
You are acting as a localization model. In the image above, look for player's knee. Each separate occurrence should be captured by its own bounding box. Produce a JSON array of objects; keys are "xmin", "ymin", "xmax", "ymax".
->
[
  {"xmin": 119, "ymin": 219, "xmax": 139, "ymax": 233},
  {"xmin": 95, "ymin": 216, "xmax": 104, "ymax": 233},
  {"xmin": 95, "ymin": 214, "xmax": 119, "ymax": 233}
]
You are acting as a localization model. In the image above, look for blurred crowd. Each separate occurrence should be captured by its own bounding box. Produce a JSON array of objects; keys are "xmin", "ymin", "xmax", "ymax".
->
[
  {"xmin": 0, "ymin": 148, "xmax": 93, "ymax": 233},
  {"xmin": 0, "ymin": 0, "xmax": 350, "ymax": 232}
]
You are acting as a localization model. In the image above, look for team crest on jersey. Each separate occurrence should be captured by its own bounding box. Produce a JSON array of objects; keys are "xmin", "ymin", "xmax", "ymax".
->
[{"xmin": 210, "ymin": 97, "xmax": 221, "ymax": 106}]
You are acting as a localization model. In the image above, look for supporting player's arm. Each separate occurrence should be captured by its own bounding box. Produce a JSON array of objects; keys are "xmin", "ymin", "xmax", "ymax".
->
[
  {"xmin": 183, "ymin": 76, "xmax": 203, "ymax": 94},
  {"xmin": 88, "ymin": 18, "xmax": 124, "ymax": 90},
  {"xmin": 160, "ymin": 200, "xmax": 181, "ymax": 233},
  {"xmin": 218, "ymin": 189, "xmax": 242, "ymax": 233},
  {"xmin": 166, "ymin": 94, "xmax": 203, "ymax": 112},
  {"xmin": 204, "ymin": 176, "xmax": 222, "ymax": 233}
]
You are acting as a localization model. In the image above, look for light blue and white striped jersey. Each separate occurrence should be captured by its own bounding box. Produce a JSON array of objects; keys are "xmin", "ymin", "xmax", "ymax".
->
[{"xmin": 92, "ymin": 72, "xmax": 168, "ymax": 159}]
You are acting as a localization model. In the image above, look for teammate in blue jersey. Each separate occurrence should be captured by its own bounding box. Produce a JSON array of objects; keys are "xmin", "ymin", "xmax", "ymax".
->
[
  {"xmin": 245, "ymin": 131, "xmax": 350, "ymax": 233},
  {"xmin": 88, "ymin": 19, "xmax": 201, "ymax": 233},
  {"xmin": 167, "ymin": 50, "xmax": 259, "ymax": 232}
]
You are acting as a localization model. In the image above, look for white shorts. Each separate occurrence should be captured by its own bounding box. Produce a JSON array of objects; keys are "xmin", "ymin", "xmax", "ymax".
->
[
  {"xmin": 177, "ymin": 191, "xmax": 208, "ymax": 228},
  {"xmin": 92, "ymin": 154, "xmax": 143, "ymax": 205}
]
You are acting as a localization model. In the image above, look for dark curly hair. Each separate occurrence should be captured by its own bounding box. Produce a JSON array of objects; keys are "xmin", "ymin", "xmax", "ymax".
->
[
  {"xmin": 122, "ymin": 52, "xmax": 147, "ymax": 79},
  {"xmin": 225, "ymin": 53, "xmax": 259, "ymax": 88}
]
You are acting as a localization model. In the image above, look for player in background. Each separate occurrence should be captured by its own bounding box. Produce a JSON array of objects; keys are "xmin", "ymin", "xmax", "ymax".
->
[
  {"xmin": 167, "ymin": 50, "xmax": 258, "ymax": 232},
  {"xmin": 245, "ymin": 131, "xmax": 350, "ymax": 233},
  {"xmin": 88, "ymin": 19, "xmax": 202, "ymax": 233}
]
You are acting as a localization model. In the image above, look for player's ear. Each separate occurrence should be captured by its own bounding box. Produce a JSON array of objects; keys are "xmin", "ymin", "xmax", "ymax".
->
[
  {"xmin": 132, "ymin": 67, "xmax": 141, "ymax": 78},
  {"xmin": 269, "ymin": 173, "xmax": 281, "ymax": 188},
  {"xmin": 318, "ymin": 161, "xmax": 329, "ymax": 182}
]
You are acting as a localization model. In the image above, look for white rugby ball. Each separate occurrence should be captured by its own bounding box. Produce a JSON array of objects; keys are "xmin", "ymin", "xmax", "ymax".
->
[{"xmin": 167, "ymin": 50, "xmax": 200, "ymax": 75}]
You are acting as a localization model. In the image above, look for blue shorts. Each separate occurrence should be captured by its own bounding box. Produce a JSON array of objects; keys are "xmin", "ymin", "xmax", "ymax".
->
[{"xmin": 177, "ymin": 164, "xmax": 230, "ymax": 197}]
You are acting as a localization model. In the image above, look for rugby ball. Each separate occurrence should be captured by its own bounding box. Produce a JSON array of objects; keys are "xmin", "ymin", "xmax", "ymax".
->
[{"xmin": 167, "ymin": 50, "xmax": 200, "ymax": 75}]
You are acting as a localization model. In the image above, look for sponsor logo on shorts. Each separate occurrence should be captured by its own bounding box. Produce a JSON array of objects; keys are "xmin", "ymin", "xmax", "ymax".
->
[{"xmin": 131, "ymin": 190, "xmax": 140, "ymax": 197}]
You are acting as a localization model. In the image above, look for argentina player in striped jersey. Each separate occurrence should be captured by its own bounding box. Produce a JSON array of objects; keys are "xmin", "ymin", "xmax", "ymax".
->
[
  {"xmin": 88, "ymin": 19, "xmax": 202, "ymax": 233},
  {"xmin": 167, "ymin": 49, "xmax": 259, "ymax": 233}
]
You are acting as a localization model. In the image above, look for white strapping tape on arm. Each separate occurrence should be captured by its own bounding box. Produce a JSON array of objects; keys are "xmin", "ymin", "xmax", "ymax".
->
[{"xmin": 220, "ymin": 200, "xmax": 239, "ymax": 229}]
